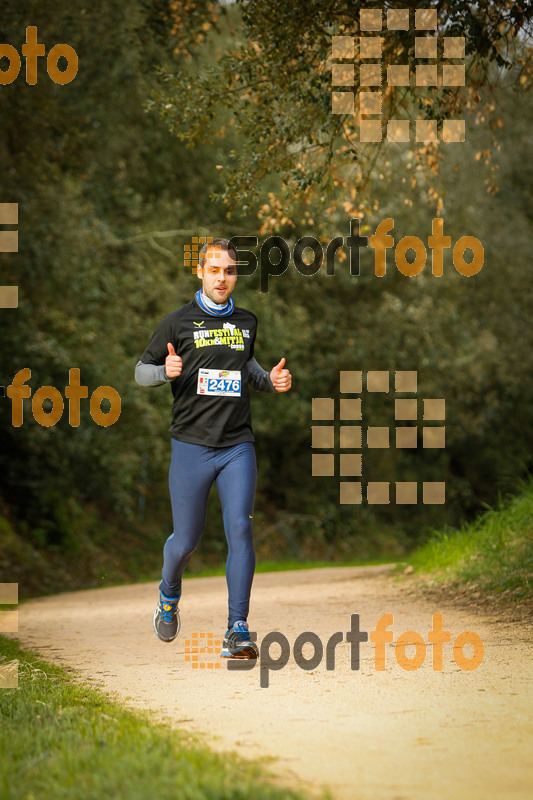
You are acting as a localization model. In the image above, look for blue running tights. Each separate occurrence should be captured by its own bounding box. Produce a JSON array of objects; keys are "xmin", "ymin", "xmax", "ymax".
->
[{"xmin": 160, "ymin": 439, "xmax": 257, "ymax": 629}]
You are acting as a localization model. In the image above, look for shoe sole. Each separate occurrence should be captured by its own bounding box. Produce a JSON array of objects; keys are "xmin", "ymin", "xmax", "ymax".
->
[
  {"xmin": 220, "ymin": 645, "xmax": 258, "ymax": 659},
  {"xmin": 153, "ymin": 605, "xmax": 180, "ymax": 642}
]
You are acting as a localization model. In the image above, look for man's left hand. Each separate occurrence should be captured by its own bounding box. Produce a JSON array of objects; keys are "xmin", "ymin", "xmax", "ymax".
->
[{"xmin": 270, "ymin": 357, "xmax": 292, "ymax": 392}]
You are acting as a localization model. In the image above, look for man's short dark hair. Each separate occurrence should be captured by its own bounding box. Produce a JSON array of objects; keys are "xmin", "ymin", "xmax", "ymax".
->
[{"xmin": 198, "ymin": 238, "xmax": 238, "ymax": 268}]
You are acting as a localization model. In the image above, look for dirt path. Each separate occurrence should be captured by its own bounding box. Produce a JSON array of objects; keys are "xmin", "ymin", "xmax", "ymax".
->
[{"xmin": 9, "ymin": 566, "xmax": 533, "ymax": 799}]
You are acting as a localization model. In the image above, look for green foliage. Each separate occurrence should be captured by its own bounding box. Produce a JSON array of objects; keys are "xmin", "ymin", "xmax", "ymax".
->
[
  {"xmin": 404, "ymin": 479, "xmax": 533, "ymax": 599},
  {"xmin": 0, "ymin": 2, "xmax": 532, "ymax": 593},
  {"xmin": 0, "ymin": 1, "xmax": 225, "ymax": 530},
  {"xmin": 150, "ymin": 0, "xmax": 533, "ymax": 211},
  {"xmin": 242, "ymin": 81, "xmax": 533, "ymax": 545}
]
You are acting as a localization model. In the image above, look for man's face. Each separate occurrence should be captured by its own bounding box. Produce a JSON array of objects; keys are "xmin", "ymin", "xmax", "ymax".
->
[{"xmin": 197, "ymin": 246, "xmax": 237, "ymax": 305}]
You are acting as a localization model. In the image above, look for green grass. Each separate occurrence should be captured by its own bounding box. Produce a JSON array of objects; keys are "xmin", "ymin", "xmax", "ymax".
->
[
  {"xmin": 111, "ymin": 556, "xmax": 394, "ymax": 591},
  {"xmin": 0, "ymin": 637, "xmax": 321, "ymax": 800},
  {"xmin": 400, "ymin": 480, "xmax": 533, "ymax": 600},
  {"xmin": 186, "ymin": 555, "xmax": 394, "ymax": 580}
]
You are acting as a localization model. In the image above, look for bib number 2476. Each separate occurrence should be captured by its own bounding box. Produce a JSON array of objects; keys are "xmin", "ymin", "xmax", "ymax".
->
[{"xmin": 197, "ymin": 368, "xmax": 241, "ymax": 397}]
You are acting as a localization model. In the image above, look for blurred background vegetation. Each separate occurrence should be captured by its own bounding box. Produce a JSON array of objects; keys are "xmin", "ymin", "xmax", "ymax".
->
[{"xmin": 0, "ymin": 1, "xmax": 532, "ymax": 597}]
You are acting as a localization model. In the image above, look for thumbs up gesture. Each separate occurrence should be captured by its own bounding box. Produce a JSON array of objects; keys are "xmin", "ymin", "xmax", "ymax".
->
[
  {"xmin": 270, "ymin": 357, "xmax": 292, "ymax": 393},
  {"xmin": 165, "ymin": 342, "xmax": 183, "ymax": 379}
]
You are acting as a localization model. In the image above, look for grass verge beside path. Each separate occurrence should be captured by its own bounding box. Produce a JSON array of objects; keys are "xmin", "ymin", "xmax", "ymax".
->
[
  {"xmin": 191, "ymin": 556, "xmax": 393, "ymax": 580},
  {"xmin": 399, "ymin": 480, "xmax": 533, "ymax": 602},
  {"xmin": 0, "ymin": 637, "xmax": 320, "ymax": 800}
]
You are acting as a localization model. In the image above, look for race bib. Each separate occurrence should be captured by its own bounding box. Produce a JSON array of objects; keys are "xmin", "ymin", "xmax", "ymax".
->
[{"xmin": 197, "ymin": 368, "xmax": 241, "ymax": 397}]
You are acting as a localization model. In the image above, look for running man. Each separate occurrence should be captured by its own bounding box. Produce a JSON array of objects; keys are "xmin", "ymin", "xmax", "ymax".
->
[{"xmin": 135, "ymin": 238, "xmax": 292, "ymax": 658}]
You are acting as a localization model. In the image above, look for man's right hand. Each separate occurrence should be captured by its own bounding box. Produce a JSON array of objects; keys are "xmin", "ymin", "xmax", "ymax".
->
[{"xmin": 165, "ymin": 342, "xmax": 183, "ymax": 378}]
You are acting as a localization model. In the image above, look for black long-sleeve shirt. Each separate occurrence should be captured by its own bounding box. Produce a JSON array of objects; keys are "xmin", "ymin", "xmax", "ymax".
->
[{"xmin": 136, "ymin": 296, "xmax": 276, "ymax": 446}]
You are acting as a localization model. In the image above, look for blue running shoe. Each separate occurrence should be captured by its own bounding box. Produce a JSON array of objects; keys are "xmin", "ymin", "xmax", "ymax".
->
[
  {"xmin": 153, "ymin": 591, "xmax": 181, "ymax": 642},
  {"xmin": 220, "ymin": 620, "xmax": 258, "ymax": 659}
]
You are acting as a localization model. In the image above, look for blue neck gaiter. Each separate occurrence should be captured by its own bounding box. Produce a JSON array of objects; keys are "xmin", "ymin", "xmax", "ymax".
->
[{"xmin": 195, "ymin": 289, "xmax": 234, "ymax": 317}]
